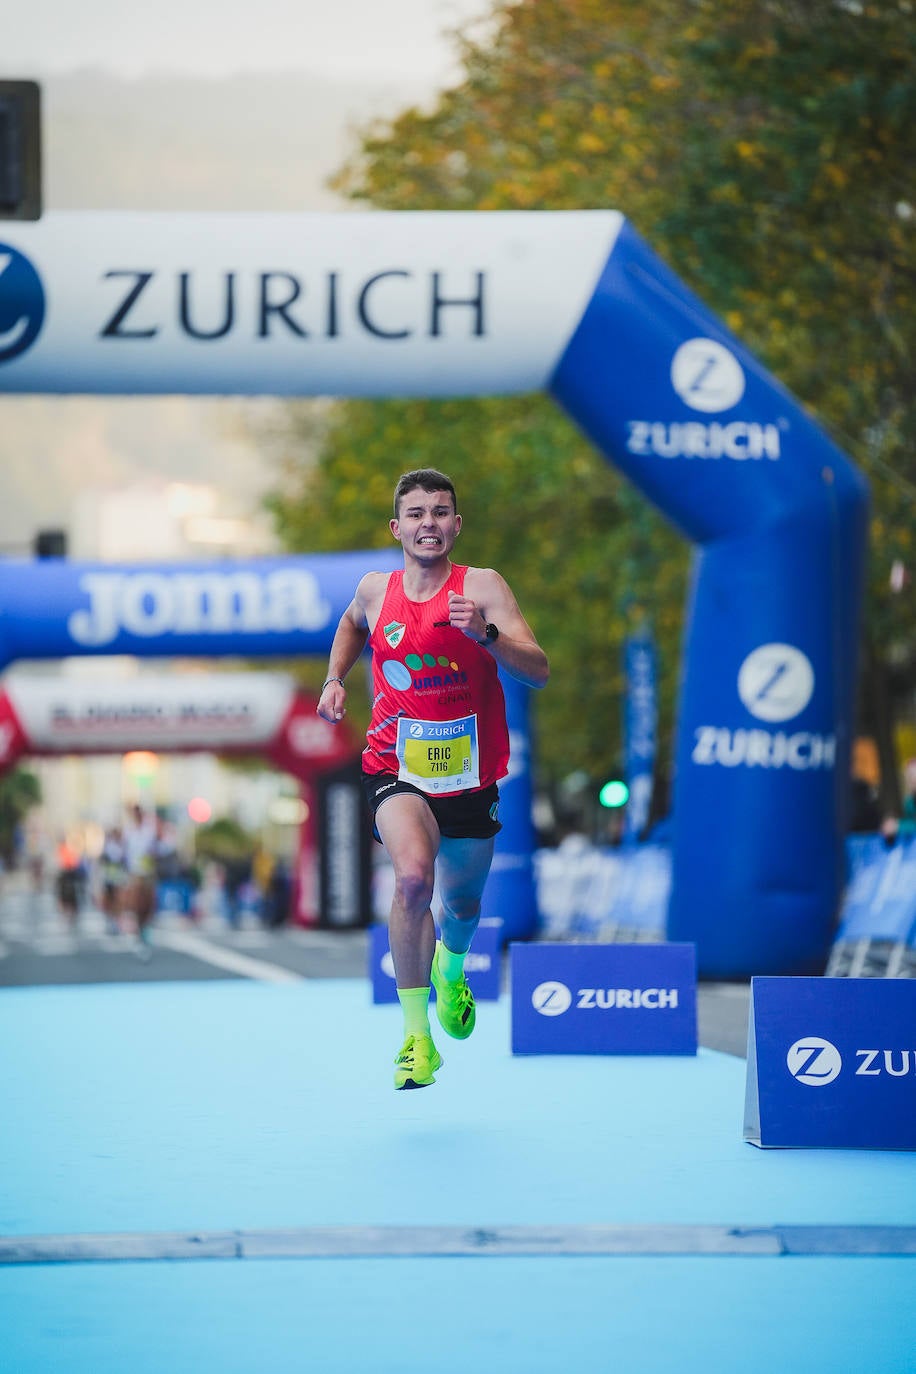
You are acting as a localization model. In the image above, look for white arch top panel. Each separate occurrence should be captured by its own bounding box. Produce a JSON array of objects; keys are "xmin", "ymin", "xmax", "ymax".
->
[{"xmin": 0, "ymin": 211, "xmax": 624, "ymax": 396}]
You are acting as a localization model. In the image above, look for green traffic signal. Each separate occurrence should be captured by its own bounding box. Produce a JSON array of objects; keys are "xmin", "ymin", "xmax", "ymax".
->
[{"xmin": 599, "ymin": 779, "xmax": 630, "ymax": 809}]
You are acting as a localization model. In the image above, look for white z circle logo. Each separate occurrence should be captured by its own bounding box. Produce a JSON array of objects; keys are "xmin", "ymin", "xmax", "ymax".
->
[
  {"xmin": 531, "ymin": 981, "xmax": 572, "ymax": 1016},
  {"xmin": 738, "ymin": 644, "xmax": 815, "ymax": 723},
  {"xmin": 786, "ymin": 1037, "xmax": 842, "ymax": 1086},
  {"xmin": 671, "ymin": 338, "xmax": 746, "ymax": 413}
]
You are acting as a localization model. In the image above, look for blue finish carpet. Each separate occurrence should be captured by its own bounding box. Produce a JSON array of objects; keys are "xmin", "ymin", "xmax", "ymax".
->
[{"xmin": 1, "ymin": 979, "xmax": 913, "ymax": 1372}]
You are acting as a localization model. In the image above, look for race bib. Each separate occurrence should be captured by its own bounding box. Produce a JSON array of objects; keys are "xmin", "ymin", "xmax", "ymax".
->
[{"xmin": 395, "ymin": 713, "xmax": 480, "ymax": 793}]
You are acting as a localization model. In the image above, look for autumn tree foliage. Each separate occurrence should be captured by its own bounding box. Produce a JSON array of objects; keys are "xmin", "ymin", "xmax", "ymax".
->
[{"xmin": 269, "ymin": 0, "xmax": 916, "ymax": 809}]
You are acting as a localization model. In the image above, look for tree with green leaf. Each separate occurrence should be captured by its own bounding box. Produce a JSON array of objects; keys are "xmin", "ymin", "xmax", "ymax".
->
[
  {"xmin": 0, "ymin": 768, "xmax": 42, "ymax": 866},
  {"xmin": 267, "ymin": 0, "xmax": 915, "ymax": 810}
]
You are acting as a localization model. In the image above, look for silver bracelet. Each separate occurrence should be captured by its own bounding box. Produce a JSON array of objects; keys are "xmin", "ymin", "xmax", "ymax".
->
[{"xmin": 321, "ymin": 676, "xmax": 345, "ymax": 692}]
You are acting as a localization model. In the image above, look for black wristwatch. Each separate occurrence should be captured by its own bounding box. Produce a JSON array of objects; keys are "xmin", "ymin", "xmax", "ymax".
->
[{"xmin": 482, "ymin": 623, "xmax": 499, "ymax": 644}]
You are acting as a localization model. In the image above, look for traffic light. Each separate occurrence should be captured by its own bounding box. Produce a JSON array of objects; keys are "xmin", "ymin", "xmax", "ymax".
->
[
  {"xmin": 0, "ymin": 80, "xmax": 41, "ymax": 221},
  {"xmin": 598, "ymin": 778, "xmax": 630, "ymax": 809},
  {"xmin": 34, "ymin": 529, "xmax": 67, "ymax": 559}
]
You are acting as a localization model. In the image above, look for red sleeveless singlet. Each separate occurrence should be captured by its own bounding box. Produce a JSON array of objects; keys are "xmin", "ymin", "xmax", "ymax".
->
[{"xmin": 363, "ymin": 564, "xmax": 509, "ymax": 795}]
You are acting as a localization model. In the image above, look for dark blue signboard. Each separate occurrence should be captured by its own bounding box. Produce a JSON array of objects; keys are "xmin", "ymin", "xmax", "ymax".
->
[
  {"xmin": 369, "ymin": 920, "xmax": 502, "ymax": 1005},
  {"xmin": 511, "ymin": 942, "xmax": 697, "ymax": 1055},
  {"xmin": 744, "ymin": 976, "xmax": 916, "ymax": 1149}
]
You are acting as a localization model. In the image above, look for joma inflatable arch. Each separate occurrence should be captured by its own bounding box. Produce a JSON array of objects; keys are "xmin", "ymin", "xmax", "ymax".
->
[{"xmin": 0, "ymin": 211, "xmax": 868, "ymax": 974}]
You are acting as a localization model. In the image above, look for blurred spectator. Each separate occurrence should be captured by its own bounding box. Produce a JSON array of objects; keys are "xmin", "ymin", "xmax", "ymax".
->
[
  {"xmin": 97, "ymin": 825, "xmax": 128, "ymax": 934},
  {"xmin": 153, "ymin": 816, "xmax": 182, "ymax": 881},
  {"xmin": 223, "ymin": 855, "xmax": 253, "ymax": 928},
  {"xmin": 849, "ymin": 775, "xmax": 882, "ymax": 833},
  {"xmin": 123, "ymin": 804, "xmax": 158, "ymax": 955},
  {"xmin": 55, "ymin": 836, "xmax": 85, "ymax": 928},
  {"xmin": 881, "ymin": 757, "xmax": 916, "ymax": 844},
  {"xmin": 264, "ymin": 858, "xmax": 292, "ymax": 928}
]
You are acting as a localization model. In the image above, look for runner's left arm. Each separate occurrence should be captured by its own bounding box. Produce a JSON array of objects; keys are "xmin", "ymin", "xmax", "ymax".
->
[{"xmin": 450, "ymin": 569, "xmax": 549, "ymax": 689}]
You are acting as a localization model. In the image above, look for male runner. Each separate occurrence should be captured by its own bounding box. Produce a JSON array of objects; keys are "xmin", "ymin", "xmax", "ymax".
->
[{"xmin": 317, "ymin": 468, "xmax": 549, "ymax": 1089}]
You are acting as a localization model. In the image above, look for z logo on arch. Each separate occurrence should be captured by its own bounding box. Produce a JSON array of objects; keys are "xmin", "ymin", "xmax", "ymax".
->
[{"xmin": 0, "ymin": 244, "xmax": 46, "ymax": 363}]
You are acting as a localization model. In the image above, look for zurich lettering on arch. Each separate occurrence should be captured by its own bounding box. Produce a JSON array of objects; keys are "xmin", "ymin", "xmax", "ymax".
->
[
  {"xmin": 0, "ymin": 210, "xmax": 868, "ymax": 978},
  {"xmin": 98, "ymin": 267, "xmax": 486, "ymax": 343}
]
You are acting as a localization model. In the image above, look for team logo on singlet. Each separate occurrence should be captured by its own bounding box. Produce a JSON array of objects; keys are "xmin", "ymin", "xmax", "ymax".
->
[{"xmin": 383, "ymin": 621, "xmax": 407, "ymax": 649}]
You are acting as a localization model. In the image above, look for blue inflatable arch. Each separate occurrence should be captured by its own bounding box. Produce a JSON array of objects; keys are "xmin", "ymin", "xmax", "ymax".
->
[{"xmin": 0, "ymin": 211, "xmax": 868, "ymax": 974}]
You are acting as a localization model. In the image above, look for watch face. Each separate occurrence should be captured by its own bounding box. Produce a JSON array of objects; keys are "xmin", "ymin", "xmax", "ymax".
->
[{"xmin": 485, "ymin": 623, "xmax": 498, "ymax": 641}]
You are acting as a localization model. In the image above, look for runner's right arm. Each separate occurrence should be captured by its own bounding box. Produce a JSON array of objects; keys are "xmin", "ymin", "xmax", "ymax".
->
[{"xmin": 316, "ymin": 575, "xmax": 377, "ymax": 723}]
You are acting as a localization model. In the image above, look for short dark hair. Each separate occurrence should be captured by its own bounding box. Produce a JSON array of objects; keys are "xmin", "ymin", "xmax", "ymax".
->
[{"xmin": 393, "ymin": 468, "xmax": 457, "ymax": 517}]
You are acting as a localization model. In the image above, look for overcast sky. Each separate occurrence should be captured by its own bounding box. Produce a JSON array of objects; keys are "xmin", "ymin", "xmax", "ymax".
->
[
  {"xmin": 3, "ymin": 0, "xmax": 497, "ymax": 83},
  {"xmin": 0, "ymin": 0, "xmax": 507, "ymax": 554}
]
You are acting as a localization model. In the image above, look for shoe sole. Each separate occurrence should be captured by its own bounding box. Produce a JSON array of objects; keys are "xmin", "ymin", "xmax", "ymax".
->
[{"xmin": 395, "ymin": 1055, "xmax": 443, "ymax": 1090}]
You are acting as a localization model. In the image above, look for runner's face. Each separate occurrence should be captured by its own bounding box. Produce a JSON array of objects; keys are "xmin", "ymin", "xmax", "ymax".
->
[{"xmin": 390, "ymin": 488, "xmax": 461, "ymax": 561}]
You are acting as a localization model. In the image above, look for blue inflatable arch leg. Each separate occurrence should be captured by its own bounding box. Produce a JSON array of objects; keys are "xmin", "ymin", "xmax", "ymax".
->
[{"xmin": 549, "ymin": 221, "xmax": 868, "ymax": 976}]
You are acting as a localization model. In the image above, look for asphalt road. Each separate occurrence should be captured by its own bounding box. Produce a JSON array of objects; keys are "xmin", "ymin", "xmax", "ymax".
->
[{"xmin": 0, "ymin": 873, "xmax": 751, "ymax": 1056}]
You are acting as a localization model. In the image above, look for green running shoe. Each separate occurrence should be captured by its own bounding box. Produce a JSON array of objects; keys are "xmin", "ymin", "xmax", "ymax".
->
[
  {"xmin": 393, "ymin": 1033, "xmax": 442, "ymax": 1090},
  {"xmin": 430, "ymin": 942, "xmax": 476, "ymax": 1040}
]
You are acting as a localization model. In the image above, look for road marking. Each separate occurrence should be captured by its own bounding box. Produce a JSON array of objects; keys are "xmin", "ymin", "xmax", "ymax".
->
[
  {"xmin": 151, "ymin": 929, "xmax": 303, "ymax": 984},
  {"xmin": 2, "ymin": 1224, "xmax": 915, "ymax": 1265}
]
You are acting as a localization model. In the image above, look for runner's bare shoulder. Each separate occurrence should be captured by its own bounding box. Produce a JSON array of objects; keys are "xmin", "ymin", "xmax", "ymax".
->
[{"xmin": 355, "ymin": 570, "xmax": 394, "ymax": 628}]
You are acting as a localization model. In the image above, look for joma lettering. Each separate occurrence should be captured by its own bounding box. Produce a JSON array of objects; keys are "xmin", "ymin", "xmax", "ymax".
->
[{"xmin": 67, "ymin": 570, "xmax": 332, "ymax": 647}]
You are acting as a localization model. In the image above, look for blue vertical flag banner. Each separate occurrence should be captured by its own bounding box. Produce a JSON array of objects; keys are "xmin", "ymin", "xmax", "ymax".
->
[
  {"xmin": 744, "ymin": 976, "xmax": 916, "ymax": 1150},
  {"xmin": 622, "ymin": 630, "xmax": 658, "ymax": 843}
]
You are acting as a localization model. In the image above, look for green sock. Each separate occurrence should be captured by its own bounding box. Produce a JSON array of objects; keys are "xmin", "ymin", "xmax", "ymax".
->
[
  {"xmin": 436, "ymin": 941, "xmax": 467, "ymax": 983},
  {"xmin": 397, "ymin": 986, "xmax": 431, "ymax": 1038}
]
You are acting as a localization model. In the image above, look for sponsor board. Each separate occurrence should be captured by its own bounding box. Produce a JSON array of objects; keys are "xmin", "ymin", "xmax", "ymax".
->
[
  {"xmin": 744, "ymin": 977, "xmax": 916, "ymax": 1149},
  {"xmin": 368, "ymin": 920, "xmax": 502, "ymax": 1004},
  {"xmin": 511, "ymin": 942, "xmax": 697, "ymax": 1055},
  {"xmin": 692, "ymin": 643, "xmax": 835, "ymax": 774}
]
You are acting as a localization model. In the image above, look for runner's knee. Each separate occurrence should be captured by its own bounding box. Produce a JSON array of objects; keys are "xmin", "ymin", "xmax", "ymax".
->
[
  {"xmin": 393, "ymin": 864, "xmax": 435, "ymax": 913},
  {"xmin": 440, "ymin": 894, "xmax": 481, "ymax": 924}
]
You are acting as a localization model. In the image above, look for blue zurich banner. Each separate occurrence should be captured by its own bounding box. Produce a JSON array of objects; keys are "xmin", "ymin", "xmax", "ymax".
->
[
  {"xmin": 369, "ymin": 921, "xmax": 502, "ymax": 1005},
  {"xmin": 744, "ymin": 976, "xmax": 916, "ymax": 1150},
  {"xmin": 511, "ymin": 942, "xmax": 697, "ymax": 1055}
]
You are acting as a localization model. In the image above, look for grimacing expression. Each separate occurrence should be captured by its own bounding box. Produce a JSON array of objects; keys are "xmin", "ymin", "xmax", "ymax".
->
[{"xmin": 391, "ymin": 489, "xmax": 461, "ymax": 557}]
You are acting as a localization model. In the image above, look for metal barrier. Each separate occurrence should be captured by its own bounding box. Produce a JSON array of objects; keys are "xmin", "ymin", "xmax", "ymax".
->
[
  {"xmin": 533, "ymin": 835, "xmax": 915, "ymax": 978},
  {"xmin": 826, "ymin": 836, "xmax": 916, "ymax": 979},
  {"xmin": 533, "ymin": 842, "xmax": 670, "ymax": 945}
]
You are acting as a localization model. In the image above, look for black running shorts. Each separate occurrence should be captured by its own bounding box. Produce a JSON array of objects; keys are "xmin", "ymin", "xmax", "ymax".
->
[{"xmin": 361, "ymin": 772, "xmax": 501, "ymax": 842}]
